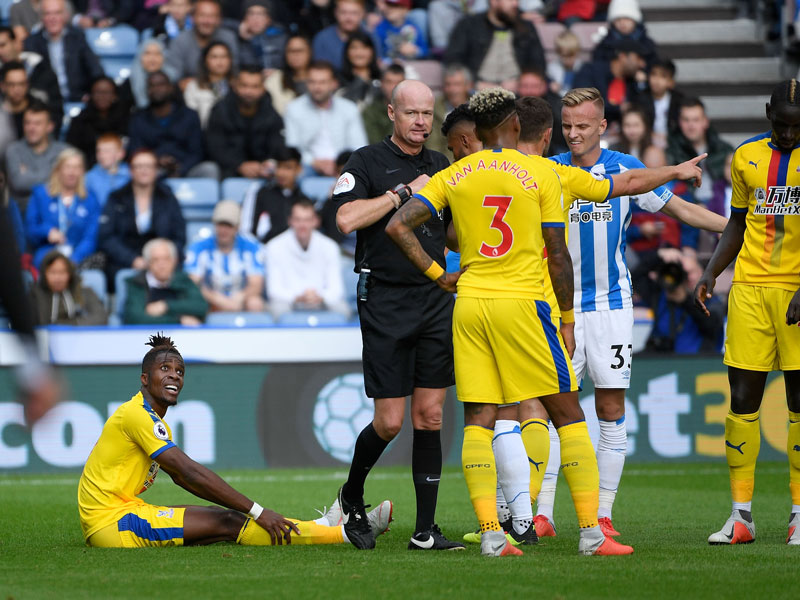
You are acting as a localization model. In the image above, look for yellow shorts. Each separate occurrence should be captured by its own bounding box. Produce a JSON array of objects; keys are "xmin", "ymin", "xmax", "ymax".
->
[
  {"xmin": 453, "ymin": 297, "xmax": 578, "ymax": 404},
  {"xmin": 87, "ymin": 504, "xmax": 186, "ymax": 548},
  {"xmin": 724, "ymin": 284, "xmax": 800, "ymax": 371}
]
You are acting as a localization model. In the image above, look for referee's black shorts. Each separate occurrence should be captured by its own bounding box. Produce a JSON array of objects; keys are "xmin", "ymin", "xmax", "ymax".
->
[{"xmin": 357, "ymin": 281, "xmax": 454, "ymax": 399}]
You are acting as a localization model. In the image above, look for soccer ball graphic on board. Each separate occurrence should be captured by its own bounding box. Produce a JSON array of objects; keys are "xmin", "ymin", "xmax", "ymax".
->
[{"xmin": 312, "ymin": 374, "xmax": 375, "ymax": 463}]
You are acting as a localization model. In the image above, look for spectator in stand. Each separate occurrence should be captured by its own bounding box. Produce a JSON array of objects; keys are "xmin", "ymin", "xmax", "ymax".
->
[
  {"xmin": 338, "ymin": 31, "xmax": 382, "ymax": 112},
  {"xmin": 0, "ymin": 26, "xmax": 63, "ymax": 124},
  {"xmin": 66, "ymin": 76, "xmax": 130, "ymax": 165},
  {"xmin": 127, "ymin": 71, "xmax": 208, "ymax": 178},
  {"xmin": 516, "ymin": 67, "xmax": 567, "ymax": 154},
  {"xmin": 361, "ymin": 62, "xmax": 404, "ymax": 144},
  {"xmin": 71, "ymin": 0, "xmax": 136, "ymax": 29},
  {"xmin": 1, "ymin": 61, "xmax": 38, "ymax": 138},
  {"xmin": 5, "ymin": 100, "xmax": 69, "ymax": 210},
  {"xmin": 444, "ymin": 0, "xmax": 546, "ymax": 91},
  {"xmin": 9, "ymin": 0, "xmax": 46, "ymax": 43},
  {"xmin": 667, "ymin": 97, "xmax": 733, "ymax": 207},
  {"xmin": 241, "ymin": 146, "xmax": 308, "ymax": 244},
  {"xmin": 122, "ymin": 39, "xmax": 178, "ymax": 111},
  {"xmin": 265, "ymin": 197, "xmax": 350, "ymax": 320},
  {"xmin": 264, "ymin": 34, "xmax": 312, "ymax": 116},
  {"xmin": 426, "ymin": 63, "xmax": 472, "ymax": 159},
  {"xmin": 29, "ymin": 249, "xmax": 107, "ymax": 326},
  {"xmin": 290, "ymin": 0, "xmax": 335, "ymax": 38},
  {"xmin": 556, "ymin": 0, "xmax": 604, "ymax": 25},
  {"xmin": 205, "ymin": 65, "xmax": 285, "ymax": 179},
  {"xmin": 85, "ymin": 132, "xmax": 130, "ymax": 208},
  {"xmin": 23, "ymin": 0, "xmax": 104, "ymax": 102},
  {"xmin": 165, "ymin": 0, "xmax": 239, "ymax": 90},
  {"xmin": 131, "ymin": 0, "xmax": 169, "ymax": 33},
  {"xmin": 427, "ymin": 0, "xmax": 466, "ymax": 58},
  {"xmin": 0, "ymin": 109, "xmax": 17, "ymax": 166},
  {"xmin": 592, "ymin": 0, "xmax": 658, "ymax": 70},
  {"xmin": 183, "ymin": 40, "xmax": 233, "ymax": 128},
  {"xmin": 374, "ymin": 0, "xmax": 428, "ymax": 62},
  {"xmin": 610, "ymin": 105, "xmax": 656, "ymax": 161},
  {"xmin": 708, "ymin": 151, "xmax": 733, "ymax": 221},
  {"xmin": 152, "ymin": 0, "xmax": 194, "ymax": 45},
  {"xmin": 573, "ymin": 39, "xmax": 648, "ymax": 131},
  {"xmin": 640, "ymin": 57, "xmax": 683, "ymax": 148},
  {"xmin": 123, "ymin": 237, "xmax": 207, "ymax": 325},
  {"xmin": 547, "ymin": 29, "xmax": 583, "ymax": 97},
  {"xmin": 284, "ymin": 60, "xmax": 367, "ymax": 179},
  {"xmin": 98, "ymin": 149, "xmax": 186, "ymax": 291},
  {"xmin": 25, "ymin": 147, "xmax": 99, "ymax": 268},
  {"xmin": 185, "ymin": 199, "xmax": 265, "ymax": 313},
  {"xmin": 312, "ymin": 0, "xmax": 368, "ymax": 73},
  {"xmin": 237, "ymin": 0, "xmax": 288, "ymax": 74}
]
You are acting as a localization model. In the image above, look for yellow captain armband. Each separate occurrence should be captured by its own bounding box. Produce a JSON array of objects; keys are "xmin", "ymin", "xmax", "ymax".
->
[
  {"xmin": 423, "ymin": 261, "xmax": 445, "ymax": 282},
  {"xmin": 561, "ymin": 309, "xmax": 575, "ymax": 324}
]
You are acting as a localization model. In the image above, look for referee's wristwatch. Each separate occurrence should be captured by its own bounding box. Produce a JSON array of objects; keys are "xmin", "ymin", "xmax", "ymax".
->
[{"xmin": 387, "ymin": 183, "xmax": 413, "ymax": 209}]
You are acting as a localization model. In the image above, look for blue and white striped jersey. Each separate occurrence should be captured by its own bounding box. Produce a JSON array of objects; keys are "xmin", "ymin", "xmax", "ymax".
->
[
  {"xmin": 550, "ymin": 149, "xmax": 674, "ymax": 312},
  {"xmin": 184, "ymin": 235, "xmax": 264, "ymax": 297}
]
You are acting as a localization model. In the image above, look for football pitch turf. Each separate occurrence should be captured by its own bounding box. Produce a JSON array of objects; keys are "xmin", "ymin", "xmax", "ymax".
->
[{"xmin": 1, "ymin": 462, "xmax": 795, "ymax": 599}]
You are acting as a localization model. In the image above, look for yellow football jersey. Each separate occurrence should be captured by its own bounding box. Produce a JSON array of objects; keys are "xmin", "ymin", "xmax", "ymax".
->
[
  {"xmin": 78, "ymin": 392, "xmax": 176, "ymax": 540},
  {"xmin": 731, "ymin": 133, "xmax": 800, "ymax": 291},
  {"xmin": 416, "ymin": 148, "xmax": 564, "ymax": 299}
]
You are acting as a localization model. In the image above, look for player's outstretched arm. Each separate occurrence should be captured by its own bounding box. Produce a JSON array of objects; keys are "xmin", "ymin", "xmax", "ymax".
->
[
  {"xmin": 542, "ymin": 225, "xmax": 575, "ymax": 356},
  {"xmin": 386, "ymin": 197, "xmax": 462, "ymax": 292},
  {"xmin": 156, "ymin": 445, "xmax": 300, "ymax": 544},
  {"xmin": 660, "ymin": 195, "xmax": 728, "ymax": 233},
  {"xmin": 693, "ymin": 210, "xmax": 747, "ymax": 316},
  {"xmin": 612, "ymin": 153, "xmax": 707, "ymax": 197},
  {"xmin": 337, "ymin": 174, "xmax": 431, "ymax": 234}
]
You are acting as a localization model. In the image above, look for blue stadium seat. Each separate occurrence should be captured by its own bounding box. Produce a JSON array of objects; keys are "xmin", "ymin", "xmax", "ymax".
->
[
  {"xmin": 277, "ymin": 310, "xmax": 349, "ymax": 327},
  {"xmin": 0, "ymin": 0, "xmax": 13, "ymax": 25},
  {"xmin": 109, "ymin": 268, "xmax": 138, "ymax": 326},
  {"xmin": 61, "ymin": 102, "xmax": 85, "ymax": 139},
  {"xmin": 186, "ymin": 220, "xmax": 214, "ymax": 243},
  {"xmin": 80, "ymin": 269, "xmax": 108, "ymax": 309},
  {"xmin": 221, "ymin": 177, "xmax": 260, "ymax": 204},
  {"xmin": 85, "ymin": 25, "xmax": 139, "ymax": 57},
  {"xmin": 206, "ymin": 312, "xmax": 275, "ymax": 327},
  {"xmin": 100, "ymin": 57, "xmax": 133, "ymax": 83},
  {"xmin": 164, "ymin": 178, "xmax": 220, "ymax": 221},
  {"xmin": 341, "ymin": 254, "xmax": 358, "ymax": 310}
]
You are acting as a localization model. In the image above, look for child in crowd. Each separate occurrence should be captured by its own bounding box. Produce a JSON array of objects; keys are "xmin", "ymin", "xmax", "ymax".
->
[
  {"xmin": 153, "ymin": 0, "xmax": 194, "ymax": 43},
  {"xmin": 642, "ymin": 57, "xmax": 683, "ymax": 148},
  {"xmin": 374, "ymin": 0, "xmax": 428, "ymax": 62},
  {"xmin": 547, "ymin": 30, "xmax": 583, "ymax": 97},
  {"xmin": 85, "ymin": 133, "xmax": 131, "ymax": 208}
]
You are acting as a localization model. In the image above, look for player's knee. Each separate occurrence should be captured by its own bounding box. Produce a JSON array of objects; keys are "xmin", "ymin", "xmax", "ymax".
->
[
  {"xmin": 411, "ymin": 405, "xmax": 442, "ymax": 430},
  {"xmin": 220, "ymin": 509, "xmax": 247, "ymax": 537},
  {"xmin": 373, "ymin": 414, "xmax": 403, "ymax": 439}
]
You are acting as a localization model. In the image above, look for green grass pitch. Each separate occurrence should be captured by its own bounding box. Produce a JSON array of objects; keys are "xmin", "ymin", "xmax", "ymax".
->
[{"xmin": 1, "ymin": 462, "xmax": 796, "ymax": 599}]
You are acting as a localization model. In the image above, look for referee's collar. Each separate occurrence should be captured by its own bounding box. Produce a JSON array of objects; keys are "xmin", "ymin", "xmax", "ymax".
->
[{"xmin": 381, "ymin": 136, "xmax": 434, "ymax": 164}]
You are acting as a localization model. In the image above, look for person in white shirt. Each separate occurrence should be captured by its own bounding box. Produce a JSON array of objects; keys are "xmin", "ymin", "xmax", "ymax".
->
[{"xmin": 264, "ymin": 198, "xmax": 350, "ymax": 320}]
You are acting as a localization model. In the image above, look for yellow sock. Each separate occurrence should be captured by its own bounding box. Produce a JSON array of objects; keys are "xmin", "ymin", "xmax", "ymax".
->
[
  {"xmin": 557, "ymin": 421, "xmax": 599, "ymax": 529},
  {"xmin": 788, "ymin": 411, "xmax": 800, "ymax": 506},
  {"xmin": 462, "ymin": 425, "xmax": 501, "ymax": 532},
  {"xmin": 521, "ymin": 418, "xmax": 550, "ymax": 502},
  {"xmin": 725, "ymin": 410, "xmax": 760, "ymax": 504},
  {"xmin": 237, "ymin": 517, "xmax": 344, "ymax": 546}
]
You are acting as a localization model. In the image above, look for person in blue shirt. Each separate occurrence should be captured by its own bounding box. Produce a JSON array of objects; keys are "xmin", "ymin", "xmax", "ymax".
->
[
  {"xmin": 25, "ymin": 147, "xmax": 100, "ymax": 268},
  {"xmin": 85, "ymin": 133, "xmax": 131, "ymax": 208},
  {"xmin": 374, "ymin": 0, "xmax": 428, "ymax": 63},
  {"xmin": 312, "ymin": 0, "xmax": 368, "ymax": 73},
  {"xmin": 184, "ymin": 199, "xmax": 265, "ymax": 312}
]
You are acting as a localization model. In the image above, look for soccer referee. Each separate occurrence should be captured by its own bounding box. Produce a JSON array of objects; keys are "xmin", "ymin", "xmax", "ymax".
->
[{"xmin": 332, "ymin": 79, "xmax": 463, "ymax": 551}]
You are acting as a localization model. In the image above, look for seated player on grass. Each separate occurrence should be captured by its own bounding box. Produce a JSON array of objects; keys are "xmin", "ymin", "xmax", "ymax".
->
[{"xmin": 78, "ymin": 333, "xmax": 392, "ymax": 548}]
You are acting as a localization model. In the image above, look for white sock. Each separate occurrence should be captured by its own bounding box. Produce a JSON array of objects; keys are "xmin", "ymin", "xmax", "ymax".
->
[
  {"xmin": 597, "ymin": 416, "xmax": 626, "ymax": 520},
  {"xmin": 496, "ymin": 481, "xmax": 511, "ymax": 524},
  {"xmin": 579, "ymin": 524, "xmax": 604, "ymax": 543},
  {"xmin": 340, "ymin": 525, "xmax": 349, "ymax": 543},
  {"xmin": 493, "ymin": 419, "xmax": 532, "ymax": 534},
  {"xmin": 314, "ymin": 516, "xmax": 328, "ymax": 525},
  {"xmin": 535, "ymin": 421, "xmax": 561, "ymax": 523},
  {"xmin": 733, "ymin": 502, "xmax": 752, "ymax": 513},
  {"xmin": 793, "ymin": 504, "xmax": 800, "ymax": 514}
]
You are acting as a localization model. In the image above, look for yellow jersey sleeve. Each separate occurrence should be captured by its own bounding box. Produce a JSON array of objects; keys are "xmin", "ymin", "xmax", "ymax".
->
[
  {"xmin": 539, "ymin": 168, "xmax": 565, "ymax": 226},
  {"xmin": 124, "ymin": 398, "xmax": 176, "ymax": 459},
  {"xmin": 558, "ymin": 163, "xmax": 613, "ymax": 204},
  {"xmin": 730, "ymin": 148, "xmax": 749, "ymax": 211},
  {"xmin": 416, "ymin": 168, "xmax": 451, "ymax": 215}
]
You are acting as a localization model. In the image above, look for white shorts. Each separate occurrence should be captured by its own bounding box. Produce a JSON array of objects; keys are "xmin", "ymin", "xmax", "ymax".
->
[{"xmin": 573, "ymin": 308, "xmax": 633, "ymax": 389}]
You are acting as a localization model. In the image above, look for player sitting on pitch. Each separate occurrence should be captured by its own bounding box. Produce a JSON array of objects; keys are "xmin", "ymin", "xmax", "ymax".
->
[{"xmin": 78, "ymin": 333, "xmax": 392, "ymax": 548}]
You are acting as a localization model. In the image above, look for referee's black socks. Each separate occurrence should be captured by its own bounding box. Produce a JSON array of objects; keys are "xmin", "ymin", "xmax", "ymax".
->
[
  {"xmin": 412, "ymin": 428, "xmax": 442, "ymax": 533},
  {"xmin": 342, "ymin": 422, "xmax": 389, "ymax": 504}
]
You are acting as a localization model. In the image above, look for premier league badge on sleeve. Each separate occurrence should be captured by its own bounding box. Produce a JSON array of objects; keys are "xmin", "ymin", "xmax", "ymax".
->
[{"xmin": 153, "ymin": 421, "xmax": 169, "ymax": 441}]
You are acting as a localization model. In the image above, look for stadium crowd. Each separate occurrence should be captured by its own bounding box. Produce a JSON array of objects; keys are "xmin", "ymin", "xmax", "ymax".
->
[{"xmin": 0, "ymin": 0, "xmax": 755, "ymax": 348}]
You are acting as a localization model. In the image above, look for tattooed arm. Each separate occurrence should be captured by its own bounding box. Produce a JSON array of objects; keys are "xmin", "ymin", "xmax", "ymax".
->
[
  {"xmin": 542, "ymin": 225, "xmax": 576, "ymax": 356},
  {"xmin": 386, "ymin": 198, "xmax": 462, "ymax": 293}
]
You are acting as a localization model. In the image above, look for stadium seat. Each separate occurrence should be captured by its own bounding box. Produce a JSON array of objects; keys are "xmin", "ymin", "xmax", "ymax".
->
[
  {"xmin": 109, "ymin": 268, "xmax": 138, "ymax": 326},
  {"xmin": 100, "ymin": 57, "xmax": 133, "ymax": 84},
  {"xmin": 84, "ymin": 25, "xmax": 139, "ymax": 58},
  {"xmin": 205, "ymin": 312, "xmax": 275, "ymax": 327},
  {"xmin": 221, "ymin": 177, "xmax": 261, "ymax": 204},
  {"xmin": 186, "ymin": 220, "xmax": 214, "ymax": 243},
  {"xmin": 80, "ymin": 269, "xmax": 108, "ymax": 309},
  {"xmin": 0, "ymin": 0, "xmax": 13, "ymax": 25},
  {"xmin": 164, "ymin": 178, "xmax": 220, "ymax": 221},
  {"xmin": 341, "ymin": 254, "xmax": 358, "ymax": 311},
  {"xmin": 277, "ymin": 310, "xmax": 349, "ymax": 327},
  {"xmin": 404, "ymin": 60, "xmax": 443, "ymax": 93},
  {"xmin": 61, "ymin": 102, "xmax": 85, "ymax": 139},
  {"xmin": 299, "ymin": 176, "xmax": 334, "ymax": 206},
  {"xmin": 533, "ymin": 22, "xmax": 566, "ymax": 52},
  {"xmin": 570, "ymin": 22, "xmax": 607, "ymax": 51}
]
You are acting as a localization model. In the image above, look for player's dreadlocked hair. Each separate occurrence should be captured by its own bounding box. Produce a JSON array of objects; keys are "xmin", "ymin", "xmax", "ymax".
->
[
  {"xmin": 441, "ymin": 102, "xmax": 474, "ymax": 136},
  {"xmin": 770, "ymin": 79, "xmax": 800, "ymax": 107},
  {"xmin": 468, "ymin": 87, "xmax": 517, "ymax": 131},
  {"xmin": 142, "ymin": 333, "xmax": 182, "ymax": 374},
  {"xmin": 516, "ymin": 96, "xmax": 553, "ymax": 143}
]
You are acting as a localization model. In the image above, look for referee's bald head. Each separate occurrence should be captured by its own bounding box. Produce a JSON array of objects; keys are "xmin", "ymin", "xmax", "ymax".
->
[
  {"xmin": 390, "ymin": 79, "xmax": 434, "ymax": 111},
  {"xmin": 389, "ymin": 80, "xmax": 435, "ymax": 148}
]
